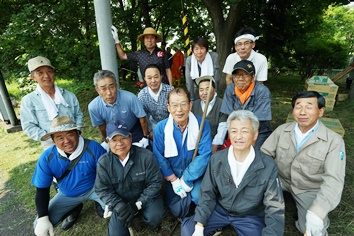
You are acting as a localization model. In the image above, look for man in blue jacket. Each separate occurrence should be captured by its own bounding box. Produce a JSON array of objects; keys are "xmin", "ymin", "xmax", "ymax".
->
[
  {"xmin": 181, "ymin": 110, "xmax": 284, "ymax": 236},
  {"xmin": 153, "ymin": 87, "xmax": 212, "ymax": 219}
]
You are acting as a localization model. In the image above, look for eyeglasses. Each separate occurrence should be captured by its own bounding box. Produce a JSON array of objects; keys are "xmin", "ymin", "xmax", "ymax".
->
[
  {"xmin": 235, "ymin": 41, "xmax": 253, "ymax": 47},
  {"xmin": 97, "ymin": 84, "xmax": 116, "ymax": 93},
  {"xmin": 233, "ymin": 73, "xmax": 252, "ymax": 79},
  {"xmin": 169, "ymin": 102, "xmax": 189, "ymax": 110}
]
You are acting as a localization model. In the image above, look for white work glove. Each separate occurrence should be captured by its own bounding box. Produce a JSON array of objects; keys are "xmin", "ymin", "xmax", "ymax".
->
[
  {"xmin": 35, "ymin": 216, "xmax": 54, "ymax": 236},
  {"xmin": 135, "ymin": 201, "xmax": 142, "ymax": 210},
  {"xmin": 138, "ymin": 137, "xmax": 149, "ymax": 148},
  {"xmin": 192, "ymin": 224, "xmax": 204, "ymax": 236},
  {"xmin": 111, "ymin": 25, "xmax": 120, "ymax": 44},
  {"xmin": 171, "ymin": 178, "xmax": 187, "ymax": 198},
  {"xmin": 103, "ymin": 205, "xmax": 112, "ymax": 219},
  {"xmin": 305, "ymin": 210, "xmax": 324, "ymax": 236},
  {"xmin": 180, "ymin": 176, "xmax": 193, "ymax": 192}
]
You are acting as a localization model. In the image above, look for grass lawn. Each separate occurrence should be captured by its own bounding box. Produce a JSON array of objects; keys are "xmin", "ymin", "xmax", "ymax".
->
[{"xmin": 0, "ymin": 73, "xmax": 353, "ymax": 235}]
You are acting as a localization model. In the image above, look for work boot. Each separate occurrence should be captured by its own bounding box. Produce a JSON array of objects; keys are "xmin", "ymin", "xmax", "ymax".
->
[
  {"xmin": 95, "ymin": 202, "xmax": 104, "ymax": 218},
  {"xmin": 61, "ymin": 203, "xmax": 83, "ymax": 230}
]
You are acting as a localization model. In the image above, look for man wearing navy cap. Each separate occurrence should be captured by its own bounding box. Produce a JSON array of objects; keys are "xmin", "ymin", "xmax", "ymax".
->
[
  {"xmin": 220, "ymin": 60, "xmax": 272, "ymax": 151},
  {"xmin": 95, "ymin": 121, "xmax": 165, "ymax": 235}
]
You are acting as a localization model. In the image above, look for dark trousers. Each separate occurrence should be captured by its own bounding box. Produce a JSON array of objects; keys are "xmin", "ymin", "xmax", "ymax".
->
[{"xmin": 107, "ymin": 195, "xmax": 164, "ymax": 236}]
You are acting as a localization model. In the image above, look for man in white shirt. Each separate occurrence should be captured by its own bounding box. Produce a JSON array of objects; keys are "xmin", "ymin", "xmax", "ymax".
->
[{"xmin": 223, "ymin": 27, "xmax": 268, "ymax": 85}]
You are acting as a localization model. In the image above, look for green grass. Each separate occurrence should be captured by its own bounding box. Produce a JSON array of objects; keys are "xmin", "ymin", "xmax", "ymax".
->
[{"xmin": 1, "ymin": 74, "xmax": 353, "ymax": 235}]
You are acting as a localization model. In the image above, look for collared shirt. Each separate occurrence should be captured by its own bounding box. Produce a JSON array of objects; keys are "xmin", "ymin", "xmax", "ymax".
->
[
  {"xmin": 127, "ymin": 47, "xmax": 171, "ymax": 84},
  {"xmin": 294, "ymin": 120, "xmax": 319, "ymax": 152},
  {"xmin": 20, "ymin": 86, "xmax": 83, "ymax": 144},
  {"xmin": 88, "ymin": 89, "xmax": 146, "ymax": 130},
  {"xmin": 138, "ymin": 83, "xmax": 174, "ymax": 131}
]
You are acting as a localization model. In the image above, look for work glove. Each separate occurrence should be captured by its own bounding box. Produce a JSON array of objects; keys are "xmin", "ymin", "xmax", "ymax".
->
[
  {"xmin": 103, "ymin": 205, "xmax": 112, "ymax": 218},
  {"xmin": 305, "ymin": 210, "xmax": 324, "ymax": 236},
  {"xmin": 117, "ymin": 202, "xmax": 139, "ymax": 225},
  {"xmin": 192, "ymin": 224, "xmax": 204, "ymax": 236},
  {"xmin": 171, "ymin": 178, "xmax": 187, "ymax": 198},
  {"xmin": 133, "ymin": 137, "xmax": 149, "ymax": 148},
  {"xmin": 180, "ymin": 176, "xmax": 193, "ymax": 192},
  {"xmin": 35, "ymin": 216, "xmax": 54, "ymax": 236},
  {"xmin": 111, "ymin": 25, "xmax": 120, "ymax": 44}
]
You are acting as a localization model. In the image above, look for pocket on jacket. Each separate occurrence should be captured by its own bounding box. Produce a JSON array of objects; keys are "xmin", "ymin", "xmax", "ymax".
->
[
  {"xmin": 243, "ymin": 178, "xmax": 267, "ymax": 203},
  {"xmin": 306, "ymin": 149, "xmax": 325, "ymax": 174}
]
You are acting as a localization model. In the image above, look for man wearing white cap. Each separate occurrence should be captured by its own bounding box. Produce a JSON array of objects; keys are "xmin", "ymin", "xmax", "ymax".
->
[
  {"xmin": 95, "ymin": 121, "xmax": 165, "ymax": 235},
  {"xmin": 31, "ymin": 116, "xmax": 106, "ymax": 235},
  {"xmin": 111, "ymin": 26, "xmax": 173, "ymax": 86},
  {"xmin": 223, "ymin": 27, "xmax": 268, "ymax": 85},
  {"xmin": 20, "ymin": 56, "xmax": 83, "ymax": 149}
]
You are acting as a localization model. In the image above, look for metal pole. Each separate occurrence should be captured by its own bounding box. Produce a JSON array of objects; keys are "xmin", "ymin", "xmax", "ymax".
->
[
  {"xmin": 93, "ymin": 0, "xmax": 120, "ymax": 87},
  {"xmin": 0, "ymin": 71, "xmax": 19, "ymax": 126}
]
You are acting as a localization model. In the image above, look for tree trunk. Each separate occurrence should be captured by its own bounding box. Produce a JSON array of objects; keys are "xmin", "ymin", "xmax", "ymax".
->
[{"xmin": 201, "ymin": 0, "xmax": 243, "ymax": 93}]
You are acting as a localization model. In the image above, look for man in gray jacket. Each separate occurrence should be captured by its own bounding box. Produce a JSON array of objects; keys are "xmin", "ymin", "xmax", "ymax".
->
[
  {"xmin": 181, "ymin": 110, "xmax": 284, "ymax": 236},
  {"xmin": 95, "ymin": 121, "xmax": 164, "ymax": 235},
  {"xmin": 261, "ymin": 91, "xmax": 346, "ymax": 236}
]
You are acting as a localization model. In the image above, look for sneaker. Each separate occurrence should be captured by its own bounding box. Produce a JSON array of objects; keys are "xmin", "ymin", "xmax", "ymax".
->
[{"xmin": 61, "ymin": 203, "xmax": 83, "ymax": 230}]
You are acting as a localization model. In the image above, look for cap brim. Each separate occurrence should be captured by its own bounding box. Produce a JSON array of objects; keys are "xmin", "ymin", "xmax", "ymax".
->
[
  {"xmin": 40, "ymin": 126, "xmax": 84, "ymax": 141},
  {"xmin": 195, "ymin": 75, "xmax": 215, "ymax": 86},
  {"xmin": 232, "ymin": 67, "xmax": 252, "ymax": 75},
  {"xmin": 138, "ymin": 34, "xmax": 163, "ymax": 42},
  {"xmin": 107, "ymin": 131, "xmax": 130, "ymax": 141}
]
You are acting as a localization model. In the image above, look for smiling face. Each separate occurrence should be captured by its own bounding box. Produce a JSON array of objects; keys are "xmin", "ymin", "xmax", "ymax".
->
[
  {"xmin": 198, "ymin": 81, "xmax": 215, "ymax": 102},
  {"xmin": 144, "ymin": 67, "xmax": 162, "ymax": 93},
  {"xmin": 229, "ymin": 119, "xmax": 258, "ymax": 152},
  {"xmin": 144, "ymin": 35, "xmax": 157, "ymax": 51},
  {"xmin": 192, "ymin": 44, "xmax": 208, "ymax": 62},
  {"xmin": 292, "ymin": 97, "xmax": 324, "ymax": 133},
  {"xmin": 167, "ymin": 92, "xmax": 192, "ymax": 127},
  {"xmin": 233, "ymin": 69, "xmax": 255, "ymax": 92},
  {"xmin": 31, "ymin": 66, "xmax": 55, "ymax": 90},
  {"xmin": 234, "ymin": 38, "xmax": 255, "ymax": 60},
  {"xmin": 95, "ymin": 77, "xmax": 118, "ymax": 104},
  {"xmin": 52, "ymin": 130, "xmax": 80, "ymax": 154},
  {"xmin": 109, "ymin": 134, "xmax": 132, "ymax": 160}
]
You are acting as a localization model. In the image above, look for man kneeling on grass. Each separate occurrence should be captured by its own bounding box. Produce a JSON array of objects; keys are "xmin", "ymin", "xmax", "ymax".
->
[
  {"xmin": 181, "ymin": 110, "xmax": 285, "ymax": 236},
  {"xmin": 31, "ymin": 116, "xmax": 106, "ymax": 235}
]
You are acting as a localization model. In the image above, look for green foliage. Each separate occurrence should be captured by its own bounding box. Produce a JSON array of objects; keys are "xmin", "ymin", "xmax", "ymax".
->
[{"xmin": 18, "ymin": 74, "xmax": 36, "ymax": 94}]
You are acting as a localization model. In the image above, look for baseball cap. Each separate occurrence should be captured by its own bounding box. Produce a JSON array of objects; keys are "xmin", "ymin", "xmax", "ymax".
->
[
  {"xmin": 232, "ymin": 60, "xmax": 255, "ymax": 75},
  {"xmin": 106, "ymin": 121, "xmax": 130, "ymax": 141},
  {"xmin": 195, "ymin": 75, "xmax": 215, "ymax": 86},
  {"xmin": 28, "ymin": 56, "xmax": 55, "ymax": 72}
]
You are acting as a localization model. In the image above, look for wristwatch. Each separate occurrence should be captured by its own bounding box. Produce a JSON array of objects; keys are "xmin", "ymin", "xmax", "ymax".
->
[{"xmin": 144, "ymin": 135, "xmax": 149, "ymax": 139}]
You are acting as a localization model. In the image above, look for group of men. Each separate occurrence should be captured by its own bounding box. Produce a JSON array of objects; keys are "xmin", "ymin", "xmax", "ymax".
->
[{"xmin": 20, "ymin": 24, "xmax": 346, "ymax": 236}]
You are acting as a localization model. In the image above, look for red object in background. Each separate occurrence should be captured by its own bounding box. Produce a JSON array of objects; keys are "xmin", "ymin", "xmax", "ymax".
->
[
  {"xmin": 220, "ymin": 138, "xmax": 231, "ymax": 150},
  {"xmin": 136, "ymin": 81, "xmax": 145, "ymax": 88}
]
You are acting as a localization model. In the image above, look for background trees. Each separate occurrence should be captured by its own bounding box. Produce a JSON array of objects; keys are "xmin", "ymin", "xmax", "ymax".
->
[{"xmin": 0, "ymin": 0, "xmax": 353, "ymax": 86}]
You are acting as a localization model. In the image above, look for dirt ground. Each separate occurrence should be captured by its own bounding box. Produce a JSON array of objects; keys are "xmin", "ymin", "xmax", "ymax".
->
[{"xmin": 0, "ymin": 173, "xmax": 34, "ymax": 236}]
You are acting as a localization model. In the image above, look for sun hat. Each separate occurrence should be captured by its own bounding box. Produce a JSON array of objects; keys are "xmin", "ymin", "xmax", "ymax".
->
[
  {"xmin": 137, "ymin": 27, "xmax": 163, "ymax": 42},
  {"xmin": 173, "ymin": 45, "xmax": 181, "ymax": 50},
  {"xmin": 232, "ymin": 60, "xmax": 256, "ymax": 75},
  {"xmin": 28, "ymin": 56, "xmax": 55, "ymax": 72},
  {"xmin": 40, "ymin": 116, "xmax": 84, "ymax": 141},
  {"xmin": 195, "ymin": 75, "xmax": 215, "ymax": 86},
  {"xmin": 106, "ymin": 121, "xmax": 130, "ymax": 141}
]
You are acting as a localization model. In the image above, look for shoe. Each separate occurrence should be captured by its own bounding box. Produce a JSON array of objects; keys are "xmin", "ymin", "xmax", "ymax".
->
[
  {"xmin": 61, "ymin": 203, "xmax": 83, "ymax": 230},
  {"xmin": 206, "ymin": 228, "xmax": 223, "ymax": 236},
  {"xmin": 95, "ymin": 202, "xmax": 104, "ymax": 218}
]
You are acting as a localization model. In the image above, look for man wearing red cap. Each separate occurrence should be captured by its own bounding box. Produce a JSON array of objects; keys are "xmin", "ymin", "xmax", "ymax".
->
[{"xmin": 111, "ymin": 26, "xmax": 173, "ymax": 86}]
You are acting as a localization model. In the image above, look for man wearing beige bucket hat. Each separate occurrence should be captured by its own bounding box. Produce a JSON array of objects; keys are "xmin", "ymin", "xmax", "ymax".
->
[
  {"xmin": 31, "ymin": 116, "xmax": 106, "ymax": 235},
  {"xmin": 20, "ymin": 56, "xmax": 83, "ymax": 149},
  {"xmin": 111, "ymin": 26, "xmax": 173, "ymax": 86}
]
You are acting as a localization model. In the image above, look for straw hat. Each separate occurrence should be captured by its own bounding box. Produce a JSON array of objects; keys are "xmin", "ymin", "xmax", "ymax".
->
[
  {"xmin": 40, "ymin": 116, "xmax": 84, "ymax": 141},
  {"xmin": 137, "ymin": 27, "xmax": 163, "ymax": 42}
]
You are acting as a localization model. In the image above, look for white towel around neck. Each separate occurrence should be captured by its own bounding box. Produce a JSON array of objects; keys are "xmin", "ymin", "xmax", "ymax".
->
[
  {"xmin": 36, "ymin": 84, "xmax": 69, "ymax": 120},
  {"xmin": 190, "ymin": 52, "xmax": 214, "ymax": 80},
  {"xmin": 164, "ymin": 112, "xmax": 199, "ymax": 157}
]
